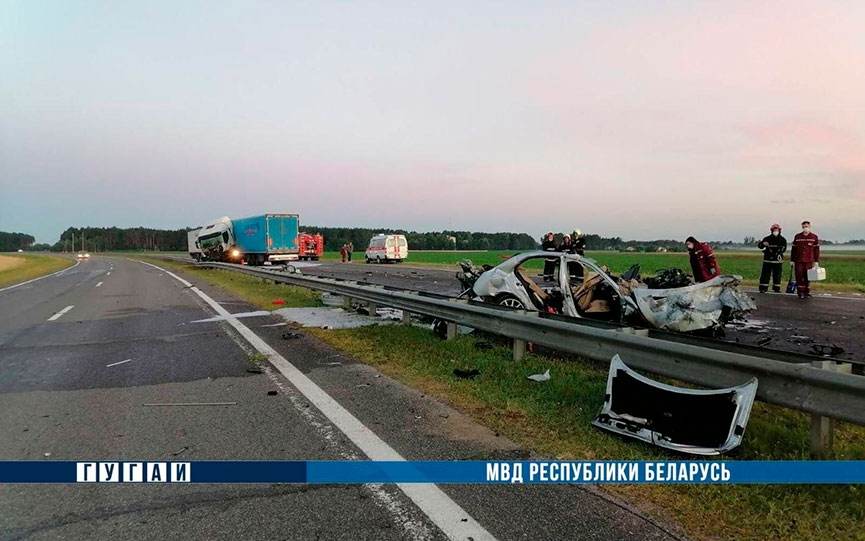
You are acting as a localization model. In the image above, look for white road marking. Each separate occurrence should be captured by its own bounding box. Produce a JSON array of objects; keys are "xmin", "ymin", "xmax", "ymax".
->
[
  {"xmin": 190, "ymin": 310, "xmax": 270, "ymax": 323},
  {"xmin": 47, "ymin": 305, "xmax": 75, "ymax": 321},
  {"xmin": 137, "ymin": 260, "xmax": 494, "ymax": 541},
  {"xmin": 106, "ymin": 359, "xmax": 132, "ymax": 367},
  {"xmin": 0, "ymin": 259, "xmax": 80, "ymax": 293},
  {"xmin": 95, "ymin": 281, "xmax": 103, "ymax": 288}
]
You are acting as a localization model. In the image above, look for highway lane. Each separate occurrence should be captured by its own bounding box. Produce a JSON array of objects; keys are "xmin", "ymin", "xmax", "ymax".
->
[{"xmin": 0, "ymin": 256, "xmax": 681, "ymax": 540}]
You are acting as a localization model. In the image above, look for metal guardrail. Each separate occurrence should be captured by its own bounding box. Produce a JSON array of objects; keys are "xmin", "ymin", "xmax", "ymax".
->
[{"xmin": 194, "ymin": 261, "xmax": 865, "ymax": 427}]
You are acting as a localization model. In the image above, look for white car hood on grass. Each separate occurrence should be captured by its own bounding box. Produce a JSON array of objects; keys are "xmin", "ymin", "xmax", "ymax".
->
[{"xmin": 632, "ymin": 275, "xmax": 757, "ymax": 332}]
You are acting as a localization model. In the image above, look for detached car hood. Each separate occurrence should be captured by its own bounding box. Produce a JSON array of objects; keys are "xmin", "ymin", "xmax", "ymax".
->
[
  {"xmin": 592, "ymin": 355, "xmax": 758, "ymax": 455},
  {"xmin": 631, "ymin": 275, "xmax": 756, "ymax": 333}
]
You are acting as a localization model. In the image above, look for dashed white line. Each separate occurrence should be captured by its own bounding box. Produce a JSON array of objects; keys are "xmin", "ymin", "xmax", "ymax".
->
[
  {"xmin": 0, "ymin": 259, "xmax": 80, "ymax": 293},
  {"xmin": 106, "ymin": 359, "xmax": 132, "ymax": 367},
  {"xmin": 136, "ymin": 260, "xmax": 495, "ymax": 541},
  {"xmin": 95, "ymin": 281, "xmax": 103, "ymax": 288},
  {"xmin": 47, "ymin": 305, "xmax": 75, "ymax": 321}
]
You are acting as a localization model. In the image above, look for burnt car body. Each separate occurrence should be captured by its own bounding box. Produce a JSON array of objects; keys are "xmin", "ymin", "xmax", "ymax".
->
[
  {"xmin": 460, "ymin": 251, "xmax": 755, "ymax": 333},
  {"xmin": 592, "ymin": 355, "xmax": 758, "ymax": 455}
]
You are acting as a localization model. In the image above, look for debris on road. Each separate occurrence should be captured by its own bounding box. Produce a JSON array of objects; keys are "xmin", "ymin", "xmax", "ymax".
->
[
  {"xmin": 267, "ymin": 390, "xmax": 278, "ymax": 396},
  {"xmin": 812, "ymin": 344, "xmax": 845, "ymax": 357},
  {"xmin": 281, "ymin": 331, "xmax": 302, "ymax": 340},
  {"xmin": 527, "ymin": 369, "xmax": 551, "ymax": 382},
  {"xmin": 246, "ymin": 368, "xmax": 264, "ymax": 374},
  {"xmin": 173, "ymin": 446, "xmax": 190, "ymax": 456},
  {"xmin": 592, "ymin": 355, "xmax": 758, "ymax": 455},
  {"xmin": 190, "ymin": 310, "xmax": 270, "ymax": 323},
  {"xmin": 272, "ymin": 299, "xmax": 287, "ymax": 305},
  {"xmin": 274, "ymin": 307, "xmax": 401, "ymax": 329},
  {"xmin": 453, "ymin": 368, "xmax": 481, "ymax": 379}
]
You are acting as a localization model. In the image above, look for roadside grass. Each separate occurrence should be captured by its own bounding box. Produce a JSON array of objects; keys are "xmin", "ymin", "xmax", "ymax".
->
[
  {"xmin": 125, "ymin": 253, "xmax": 865, "ymax": 539},
  {"xmin": 124, "ymin": 256, "xmax": 321, "ymax": 310},
  {"xmin": 0, "ymin": 254, "xmax": 74, "ymax": 288},
  {"xmin": 309, "ymin": 325, "xmax": 865, "ymax": 541},
  {"xmin": 324, "ymin": 250, "xmax": 865, "ymax": 292}
]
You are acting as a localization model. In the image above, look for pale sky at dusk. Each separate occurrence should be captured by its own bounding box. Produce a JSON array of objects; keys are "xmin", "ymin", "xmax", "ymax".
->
[{"xmin": 2, "ymin": 1, "xmax": 864, "ymax": 243}]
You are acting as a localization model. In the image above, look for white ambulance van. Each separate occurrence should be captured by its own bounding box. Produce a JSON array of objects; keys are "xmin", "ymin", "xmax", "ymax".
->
[{"xmin": 365, "ymin": 234, "xmax": 408, "ymax": 263}]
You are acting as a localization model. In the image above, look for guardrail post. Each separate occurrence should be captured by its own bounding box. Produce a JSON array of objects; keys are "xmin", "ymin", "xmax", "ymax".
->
[
  {"xmin": 445, "ymin": 322, "xmax": 457, "ymax": 340},
  {"xmin": 401, "ymin": 310, "xmax": 411, "ymax": 326},
  {"xmin": 513, "ymin": 339, "xmax": 526, "ymax": 361},
  {"xmin": 367, "ymin": 302, "xmax": 378, "ymax": 316},
  {"xmin": 810, "ymin": 361, "xmax": 852, "ymax": 456},
  {"xmin": 342, "ymin": 296, "xmax": 353, "ymax": 310}
]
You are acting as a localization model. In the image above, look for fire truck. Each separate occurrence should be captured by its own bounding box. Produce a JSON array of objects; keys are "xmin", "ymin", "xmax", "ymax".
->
[{"xmin": 298, "ymin": 233, "xmax": 324, "ymax": 261}]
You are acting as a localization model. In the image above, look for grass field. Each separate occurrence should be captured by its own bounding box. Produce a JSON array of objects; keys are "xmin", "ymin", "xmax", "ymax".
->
[
  {"xmin": 0, "ymin": 254, "xmax": 74, "ymax": 288},
  {"xmin": 125, "ymin": 253, "xmax": 865, "ymax": 540},
  {"xmin": 324, "ymin": 250, "xmax": 865, "ymax": 291}
]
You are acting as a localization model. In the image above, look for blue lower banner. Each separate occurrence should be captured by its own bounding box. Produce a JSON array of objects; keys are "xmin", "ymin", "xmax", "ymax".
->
[{"xmin": 0, "ymin": 460, "xmax": 863, "ymax": 484}]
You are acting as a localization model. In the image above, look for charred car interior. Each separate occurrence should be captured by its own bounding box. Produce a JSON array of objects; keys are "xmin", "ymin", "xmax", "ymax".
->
[{"xmin": 457, "ymin": 251, "xmax": 756, "ymax": 333}]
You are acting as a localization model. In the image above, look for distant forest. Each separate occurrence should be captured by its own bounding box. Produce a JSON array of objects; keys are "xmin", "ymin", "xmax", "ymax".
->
[{"xmin": 4, "ymin": 227, "xmax": 864, "ymax": 253}]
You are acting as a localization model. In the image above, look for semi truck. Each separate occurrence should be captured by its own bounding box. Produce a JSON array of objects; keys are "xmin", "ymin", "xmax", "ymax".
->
[
  {"xmin": 187, "ymin": 228, "xmax": 203, "ymax": 261},
  {"xmin": 191, "ymin": 214, "xmax": 300, "ymax": 265}
]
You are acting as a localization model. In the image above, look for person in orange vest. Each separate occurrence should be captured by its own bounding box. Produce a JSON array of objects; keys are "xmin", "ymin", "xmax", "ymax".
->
[
  {"xmin": 791, "ymin": 220, "xmax": 820, "ymax": 298},
  {"xmin": 686, "ymin": 236, "xmax": 720, "ymax": 283}
]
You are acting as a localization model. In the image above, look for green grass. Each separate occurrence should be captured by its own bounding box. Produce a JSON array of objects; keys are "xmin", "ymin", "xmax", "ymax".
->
[
  {"xmin": 311, "ymin": 325, "xmax": 865, "ymax": 541},
  {"xmin": 325, "ymin": 250, "xmax": 865, "ymax": 291},
  {"xmin": 0, "ymin": 254, "xmax": 74, "ymax": 288}
]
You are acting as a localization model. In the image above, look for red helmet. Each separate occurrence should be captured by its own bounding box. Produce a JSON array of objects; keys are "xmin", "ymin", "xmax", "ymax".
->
[{"xmin": 770, "ymin": 223, "xmax": 781, "ymax": 231}]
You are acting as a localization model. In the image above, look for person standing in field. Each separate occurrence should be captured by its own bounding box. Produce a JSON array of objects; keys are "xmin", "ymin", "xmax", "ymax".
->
[
  {"xmin": 686, "ymin": 236, "xmax": 720, "ymax": 283},
  {"xmin": 347, "ymin": 242, "xmax": 354, "ymax": 262},
  {"xmin": 340, "ymin": 244, "xmax": 347, "ymax": 263},
  {"xmin": 541, "ymin": 232, "xmax": 557, "ymax": 281},
  {"xmin": 758, "ymin": 223, "xmax": 787, "ymax": 293},
  {"xmin": 791, "ymin": 220, "xmax": 820, "ymax": 299}
]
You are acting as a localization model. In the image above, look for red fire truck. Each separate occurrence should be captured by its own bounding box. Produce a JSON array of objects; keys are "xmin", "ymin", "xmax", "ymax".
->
[{"xmin": 298, "ymin": 233, "xmax": 324, "ymax": 261}]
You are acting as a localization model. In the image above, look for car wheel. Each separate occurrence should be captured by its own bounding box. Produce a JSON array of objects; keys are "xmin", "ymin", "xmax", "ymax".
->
[{"xmin": 497, "ymin": 294, "xmax": 526, "ymax": 309}]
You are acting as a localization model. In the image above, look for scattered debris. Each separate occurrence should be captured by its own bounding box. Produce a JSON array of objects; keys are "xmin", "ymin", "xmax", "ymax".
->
[
  {"xmin": 355, "ymin": 383, "xmax": 371, "ymax": 388},
  {"xmin": 474, "ymin": 341, "xmax": 493, "ymax": 350},
  {"xmin": 246, "ymin": 368, "xmax": 264, "ymax": 374},
  {"xmin": 756, "ymin": 336, "xmax": 773, "ymax": 347},
  {"xmin": 267, "ymin": 391, "xmax": 278, "ymax": 396},
  {"xmin": 260, "ymin": 322, "xmax": 286, "ymax": 327},
  {"xmin": 44, "ymin": 453, "xmax": 51, "ymax": 457},
  {"xmin": 453, "ymin": 368, "xmax": 481, "ymax": 379},
  {"xmin": 320, "ymin": 293, "xmax": 344, "ymax": 307},
  {"xmin": 281, "ymin": 331, "xmax": 302, "ymax": 340},
  {"xmin": 812, "ymin": 344, "xmax": 845, "ymax": 357},
  {"xmin": 527, "ymin": 369, "xmax": 551, "ymax": 382},
  {"xmin": 592, "ymin": 355, "xmax": 758, "ymax": 455},
  {"xmin": 173, "ymin": 446, "xmax": 190, "ymax": 457},
  {"xmin": 272, "ymin": 299, "xmax": 287, "ymax": 305},
  {"xmin": 274, "ymin": 307, "xmax": 400, "ymax": 329},
  {"xmin": 143, "ymin": 402, "xmax": 238, "ymax": 406}
]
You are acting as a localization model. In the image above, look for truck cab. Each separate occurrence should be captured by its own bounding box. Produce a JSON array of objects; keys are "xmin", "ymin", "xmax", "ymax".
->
[{"xmin": 196, "ymin": 217, "xmax": 237, "ymax": 262}]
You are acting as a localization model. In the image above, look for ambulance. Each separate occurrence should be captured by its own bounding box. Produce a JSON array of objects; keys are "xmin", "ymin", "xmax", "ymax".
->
[{"xmin": 365, "ymin": 234, "xmax": 408, "ymax": 263}]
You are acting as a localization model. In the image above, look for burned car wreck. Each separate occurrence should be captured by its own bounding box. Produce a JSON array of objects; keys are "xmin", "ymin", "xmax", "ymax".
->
[
  {"xmin": 592, "ymin": 355, "xmax": 758, "ymax": 455},
  {"xmin": 457, "ymin": 251, "xmax": 756, "ymax": 333}
]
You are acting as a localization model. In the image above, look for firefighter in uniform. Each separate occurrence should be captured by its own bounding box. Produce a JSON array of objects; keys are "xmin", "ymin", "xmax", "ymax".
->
[
  {"xmin": 791, "ymin": 220, "xmax": 820, "ymax": 299},
  {"xmin": 570, "ymin": 229, "xmax": 586, "ymax": 279},
  {"xmin": 757, "ymin": 223, "xmax": 786, "ymax": 292},
  {"xmin": 541, "ymin": 232, "xmax": 557, "ymax": 281}
]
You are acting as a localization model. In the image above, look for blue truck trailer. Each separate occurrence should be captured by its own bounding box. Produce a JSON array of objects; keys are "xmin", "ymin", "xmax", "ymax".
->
[{"xmin": 230, "ymin": 214, "xmax": 300, "ymax": 265}]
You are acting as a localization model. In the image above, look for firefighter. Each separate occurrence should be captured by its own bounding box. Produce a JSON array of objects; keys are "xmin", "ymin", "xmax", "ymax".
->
[
  {"xmin": 541, "ymin": 232, "xmax": 557, "ymax": 281},
  {"xmin": 570, "ymin": 228, "xmax": 586, "ymax": 279},
  {"xmin": 757, "ymin": 223, "xmax": 786, "ymax": 292},
  {"xmin": 558, "ymin": 235, "xmax": 581, "ymax": 280},
  {"xmin": 686, "ymin": 236, "xmax": 720, "ymax": 283},
  {"xmin": 791, "ymin": 220, "xmax": 820, "ymax": 299}
]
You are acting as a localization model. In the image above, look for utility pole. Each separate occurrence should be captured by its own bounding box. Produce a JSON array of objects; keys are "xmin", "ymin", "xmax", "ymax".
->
[{"xmin": 72, "ymin": 232, "xmax": 75, "ymax": 253}]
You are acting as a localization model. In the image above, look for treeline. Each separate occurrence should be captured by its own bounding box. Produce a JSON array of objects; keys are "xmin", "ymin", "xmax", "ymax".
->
[
  {"xmin": 0, "ymin": 231, "xmax": 36, "ymax": 251},
  {"xmin": 52, "ymin": 227, "xmax": 191, "ymax": 252},
  {"xmin": 304, "ymin": 227, "xmax": 538, "ymax": 251}
]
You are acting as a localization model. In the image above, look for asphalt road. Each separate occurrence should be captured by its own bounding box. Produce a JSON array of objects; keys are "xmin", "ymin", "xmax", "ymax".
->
[
  {"xmin": 0, "ymin": 256, "xmax": 682, "ymax": 541},
  {"xmin": 295, "ymin": 260, "xmax": 865, "ymax": 364}
]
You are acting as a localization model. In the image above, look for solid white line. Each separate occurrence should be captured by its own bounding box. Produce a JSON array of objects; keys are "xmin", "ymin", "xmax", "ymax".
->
[
  {"xmin": 95, "ymin": 281, "xmax": 103, "ymax": 288},
  {"xmin": 0, "ymin": 259, "xmax": 80, "ymax": 293},
  {"xmin": 47, "ymin": 305, "xmax": 75, "ymax": 321},
  {"xmin": 106, "ymin": 359, "xmax": 132, "ymax": 367},
  {"xmin": 136, "ymin": 260, "xmax": 494, "ymax": 541}
]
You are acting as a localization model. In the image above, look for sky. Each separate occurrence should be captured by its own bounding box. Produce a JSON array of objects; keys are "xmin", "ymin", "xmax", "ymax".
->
[{"xmin": 2, "ymin": 1, "xmax": 864, "ymax": 244}]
